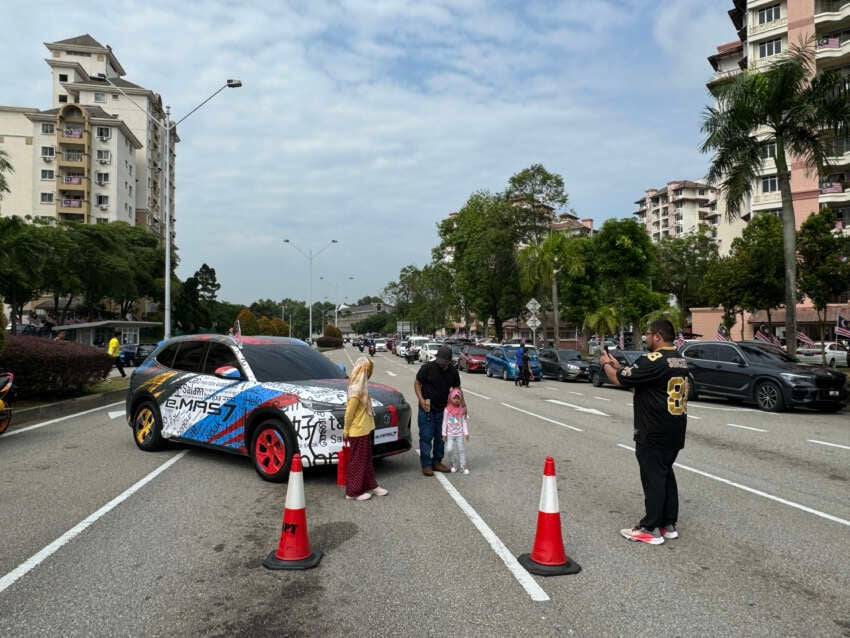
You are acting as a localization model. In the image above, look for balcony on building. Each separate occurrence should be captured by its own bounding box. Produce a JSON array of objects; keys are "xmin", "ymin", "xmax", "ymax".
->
[
  {"xmin": 57, "ymin": 174, "xmax": 86, "ymax": 191},
  {"xmin": 815, "ymin": 32, "xmax": 850, "ymax": 65},
  {"xmin": 815, "ymin": 0, "xmax": 850, "ymax": 24},
  {"xmin": 57, "ymin": 196, "xmax": 88, "ymax": 220},
  {"xmin": 820, "ymin": 178, "xmax": 850, "ymax": 204},
  {"xmin": 58, "ymin": 150, "xmax": 86, "ymax": 168},
  {"xmin": 58, "ymin": 126, "xmax": 88, "ymax": 145}
]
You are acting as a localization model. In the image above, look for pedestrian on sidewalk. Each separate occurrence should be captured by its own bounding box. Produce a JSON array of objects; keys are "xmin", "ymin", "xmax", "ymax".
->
[
  {"xmin": 107, "ymin": 331, "xmax": 126, "ymax": 379},
  {"xmin": 600, "ymin": 318, "xmax": 688, "ymax": 545}
]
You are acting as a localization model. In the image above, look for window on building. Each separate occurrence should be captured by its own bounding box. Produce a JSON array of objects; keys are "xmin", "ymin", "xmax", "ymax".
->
[
  {"xmin": 58, "ymin": 95, "xmax": 68, "ymax": 103},
  {"xmin": 96, "ymin": 127, "xmax": 111, "ymax": 140},
  {"xmin": 40, "ymin": 169, "xmax": 54, "ymax": 180},
  {"xmin": 58, "ymin": 73, "xmax": 68, "ymax": 81},
  {"xmin": 96, "ymin": 150, "xmax": 111, "ymax": 162},
  {"xmin": 40, "ymin": 192, "xmax": 54, "ymax": 204},
  {"xmin": 96, "ymin": 194, "xmax": 109, "ymax": 206},
  {"xmin": 96, "ymin": 217, "xmax": 108, "ymax": 224},
  {"xmin": 41, "ymin": 123, "xmax": 54, "ymax": 134},
  {"xmin": 759, "ymin": 38, "xmax": 782, "ymax": 58},
  {"xmin": 762, "ymin": 175, "xmax": 779, "ymax": 192},
  {"xmin": 112, "ymin": 93, "xmax": 119, "ymax": 100},
  {"xmin": 761, "ymin": 141, "xmax": 777, "ymax": 159},
  {"xmin": 699, "ymin": 189, "xmax": 706, "ymax": 196},
  {"xmin": 95, "ymin": 172, "xmax": 110, "ymax": 185},
  {"xmin": 758, "ymin": 4, "xmax": 780, "ymax": 25},
  {"xmin": 94, "ymin": 92, "xmax": 105, "ymax": 103},
  {"xmin": 41, "ymin": 146, "xmax": 55, "ymax": 158}
]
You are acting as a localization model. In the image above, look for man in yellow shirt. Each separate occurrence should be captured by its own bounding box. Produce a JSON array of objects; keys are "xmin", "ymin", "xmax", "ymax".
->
[{"xmin": 107, "ymin": 331, "xmax": 126, "ymax": 378}]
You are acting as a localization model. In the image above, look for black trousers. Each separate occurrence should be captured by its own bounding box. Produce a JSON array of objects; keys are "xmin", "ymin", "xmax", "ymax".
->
[
  {"xmin": 113, "ymin": 356, "xmax": 126, "ymax": 378},
  {"xmin": 635, "ymin": 443, "xmax": 680, "ymax": 530}
]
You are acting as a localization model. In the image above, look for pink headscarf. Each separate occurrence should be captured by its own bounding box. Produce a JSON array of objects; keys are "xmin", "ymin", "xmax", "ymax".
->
[{"xmin": 445, "ymin": 387, "xmax": 464, "ymax": 417}]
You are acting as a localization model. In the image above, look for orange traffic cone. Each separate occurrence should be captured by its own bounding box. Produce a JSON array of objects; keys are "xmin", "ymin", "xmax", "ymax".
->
[
  {"xmin": 517, "ymin": 456, "xmax": 581, "ymax": 576},
  {"xmin": 263, "ymin": 453, "xmax": 323, "ymax": 570}
]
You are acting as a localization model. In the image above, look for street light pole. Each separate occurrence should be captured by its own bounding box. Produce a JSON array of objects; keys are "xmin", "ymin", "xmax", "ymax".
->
[
  {"xmin": 320, "ymin": 275, "xmax": 354, "ymax": 325},
  {"xmin": 283, "ymin": 239, "xmax": 338, "ymax": 344},
  {"xmin": 101, "ymin": 75, "xmax": 242, "ymax": 338}
]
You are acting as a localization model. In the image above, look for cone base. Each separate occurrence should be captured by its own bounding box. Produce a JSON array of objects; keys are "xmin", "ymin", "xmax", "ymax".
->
[
  {"xmin": 263, "ymin": 549, "xmax": 323, "ymax": 570},
  {"xmin": 517, "ymin": 553, "xmax": 581, "ymax": 576}
]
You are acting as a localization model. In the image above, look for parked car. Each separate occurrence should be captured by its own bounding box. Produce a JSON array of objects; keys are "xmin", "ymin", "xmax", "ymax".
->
[
  {"xmin": 587, "ymin": 350, "xmax": 645, "ymax": 387},
  {"xmin": 125, "ymin": 335, "xmax": 412, "ymax": 481},
  {"xmin": 485, "ymin": 345, "xmax": 543, "ymax": 381},
  {"xmin": 419, "ymin": 342, "xmax": 442, "ymax": 362},
  {"xmin": 587, "ymin": 338, "xmax": 618, "ymax": 356},
  {"xmin": 118, "ymin": 342, "xmax": 159, "ymax": 367},
  {"xmin": 795, "ymin": 342, "xmax": 848, "ymax": 368},
  {"xmin": 680, "ymin": 340, "xmax": 848, "ymax": 412},
  {"xmin": 458, "ymin": 345, "xmax": 490, "ymax": 373},
  {"xmin": 538, "ymin": 348, "xmax": 590, "ymax": 381}
]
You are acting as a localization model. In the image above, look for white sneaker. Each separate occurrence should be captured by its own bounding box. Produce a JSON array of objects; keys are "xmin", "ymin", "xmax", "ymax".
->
[
  {"xmin": 450, "ymin": 465, "xmax": 457, "ymax": 473},
  {"xmin": 345, "ymin": 492, "xmax": 372, "ymax": 501},
  {"xmin": 371, "ymin": 486, "xmax": 388, "ymax": 496},
  {"xmin": 462, "ymin": 467, "xmax": 470, "ymax": 475}
]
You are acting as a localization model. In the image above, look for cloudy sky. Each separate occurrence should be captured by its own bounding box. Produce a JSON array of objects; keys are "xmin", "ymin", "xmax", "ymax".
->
[{"xmin": 5, "ymin": 0, "xmax": 735, "ymax": 308}]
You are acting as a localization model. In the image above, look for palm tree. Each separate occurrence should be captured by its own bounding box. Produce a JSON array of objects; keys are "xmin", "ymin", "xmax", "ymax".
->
[
  {"xmin": 0, "ymin": 149, "xmax": 13, "ymax": 199},
  {"xmin": 583, "ymin": 305, "xmax": 619, "ymax": 351},
  {"xmin": 701, "ymin": 41, "xmax": 850, "ymax": 355}
]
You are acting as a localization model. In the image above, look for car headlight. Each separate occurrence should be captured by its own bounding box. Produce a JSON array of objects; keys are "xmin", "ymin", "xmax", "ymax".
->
[
  {"xmin": 299, "ymin": 398, "xmax": 340, "ymax": 412},
  {"xmin": 779, "ymin": 372, "xmax": 815, "ymax": 385},
  {"xmin": 566, "ymin": 363, "xmax": 579, "ymax": 370},
  {"xmin": 509, "ymin": 362, "xmax": 517, "ymax": 368}
]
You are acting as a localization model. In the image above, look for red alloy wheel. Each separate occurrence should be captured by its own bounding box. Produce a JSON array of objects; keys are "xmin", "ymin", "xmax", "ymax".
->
[{"xmin": 254, "ymin": 427, "xmax": 286, "ymax": 475}]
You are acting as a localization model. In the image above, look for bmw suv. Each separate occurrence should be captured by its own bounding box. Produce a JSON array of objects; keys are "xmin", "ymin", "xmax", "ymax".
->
[{"xmin": 680, "ymin": 340, "xmax": 847, "ymax": 412}]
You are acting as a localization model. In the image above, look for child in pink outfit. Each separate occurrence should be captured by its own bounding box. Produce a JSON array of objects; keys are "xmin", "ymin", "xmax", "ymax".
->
[{"xmin": 442, "ymin": 388, "xmax": 470, "ymax": 474}]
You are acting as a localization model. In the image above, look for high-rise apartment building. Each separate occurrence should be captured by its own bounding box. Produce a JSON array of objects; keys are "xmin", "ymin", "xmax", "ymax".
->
[
  {"xmin": 708, "ymin": 0, "xmax": 850, "ymax": 231},
  {"xmin": 0, "ymin": 34, "xmax": 173, "ymax": 242}
]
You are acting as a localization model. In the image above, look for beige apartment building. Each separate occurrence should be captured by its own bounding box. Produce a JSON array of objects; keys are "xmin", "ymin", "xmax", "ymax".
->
[
  {"xmin": 0, "ymin": 34, "xmax": 173, "ymax": 241},
  {"xmin": 708, "ymin": 0, "xmax": 850, "ymax": 232}
]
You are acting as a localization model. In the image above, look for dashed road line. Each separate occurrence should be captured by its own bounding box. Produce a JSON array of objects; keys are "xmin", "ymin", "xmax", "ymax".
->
[
  {"xmin": 808, "ymin": 439, "xmax": 850, "ymax": 451},
  {"xmin": 503, "ymin": 403, "xmax": 583, "ymax": 432}
]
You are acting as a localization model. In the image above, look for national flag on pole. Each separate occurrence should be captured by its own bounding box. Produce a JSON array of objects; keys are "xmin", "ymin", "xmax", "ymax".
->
[
  {"xmin": 716, "ymin": 323, "xmax": 731, "ymax": 341},
  {"xmin": 837, "ymin": 314, "xmax": 850, "ymax": 339},
  {"xmin": 795, "ymin": 330, "xmax": 815, "ymax": 347},
  {"xmin": 817, "ymin": 36, "xmax": 841, "ymax": 49},
  {"xmin": 754, "ymin": 325, "xmax": 772, "ymax": 343},
  {"xmin": 675, "ymin": 331, "xmax": 685, "ymax": 349},
  {"xmin": 234, "ymin": 319, "xmax": 243, "ymax": 347}
]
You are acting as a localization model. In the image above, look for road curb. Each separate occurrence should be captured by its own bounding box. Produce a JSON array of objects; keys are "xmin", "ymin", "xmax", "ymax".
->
[{"xmin": 14, "ymin": 389, "xmax": 127, "ymax": 426}]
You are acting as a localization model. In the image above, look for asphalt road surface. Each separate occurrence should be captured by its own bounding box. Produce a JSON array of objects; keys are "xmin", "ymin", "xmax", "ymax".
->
[{"xmin": 1, "ymin": 346, "xmax": 848, "ymax": 637}]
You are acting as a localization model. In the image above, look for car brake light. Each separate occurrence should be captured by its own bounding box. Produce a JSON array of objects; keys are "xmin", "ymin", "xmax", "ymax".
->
[{"xmin": 387, "ymin": 404, "xmax": 398, "ymax": 426}]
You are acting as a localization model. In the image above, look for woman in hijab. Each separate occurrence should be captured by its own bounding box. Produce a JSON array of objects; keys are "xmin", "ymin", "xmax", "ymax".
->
[{"xmin": 343, "ymin": 356, "xmax": 388, "ymax": 501}]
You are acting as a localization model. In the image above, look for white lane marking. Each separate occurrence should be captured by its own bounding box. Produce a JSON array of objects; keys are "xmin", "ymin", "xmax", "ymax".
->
[
  {"xmin": 726, "ymin": 423, "xmax": 768, "ymax": 432},
  {"xmin": 687, "ymin": 415, "xmax": 701, "ymax": 420},
  {"xmin": 568, "ymin": 391, "xmax": 583, "ymax": 396},
  {"xmin": 618, "ymin": 444, "xmax": 849, "ymax": 527},
  {"xmin": 108, "ymin": 410, "xmax": 124, "ymax": 420},
  {"xmin": 0, "ymin": 451, "xmax": 189, "ymax": 594},
  {"xmin": 808, "ymin": 439, "xmax": 850, "ymax": 451},
  {"xmin": 503, "ymin": 403, "xmax": 583, "ymax": 432},
  {"xmin": 415, "ymin": 451, "xmax": 549, "ymax": 602},
  {"xmin": 592, "ymin": 396, "xmax": 610, "ymax": 402},
  {"xmin": 544, "ymin": 399, "xmax": 608, "ymax": 417},
  {"xmin": 462, "ymin": 389, "xmax": 491, "ymax": 400},
  {"xmin": 689, "ymin": 403, "xmax": 760, "ymax": 414},
  {"xmin": 385, "ymin": 371, "xmax": 398, "ymax": 377},
  {"xmin": 4, "ymin": 401, "xmax": 125, "ymax": 437}
]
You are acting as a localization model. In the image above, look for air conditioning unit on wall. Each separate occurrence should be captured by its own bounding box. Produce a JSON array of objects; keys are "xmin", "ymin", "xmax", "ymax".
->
[{"xmin": 99, "ymin": 205, "xmax": 108, "ymax": 210}]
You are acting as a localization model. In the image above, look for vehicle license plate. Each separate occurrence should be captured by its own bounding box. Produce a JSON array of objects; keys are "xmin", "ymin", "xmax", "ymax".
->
[{"xmin": 829, "ymin": 390, "xmax": 839, "ymax": 397}]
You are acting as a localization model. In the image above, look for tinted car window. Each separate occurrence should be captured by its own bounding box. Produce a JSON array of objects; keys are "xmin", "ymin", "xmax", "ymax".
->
[
  {"xmin": 557, "ymin": 349, "xmax": 582, "ymax": 360},
  {"xmin": 204, "ymin": 342, "xmax": 242, "ymax": 374},
  {"xmin": 466, "ymin": 347, "xmax": 489, "ymax": 356},
  {"xmin": 739, "ymin": 343, "xmax": 795, "ymax": 363},
  {"xmin": 683, "ymin": 345, "xmax": 703, "ymax": 360},
  {"xmin": 171, "ymin": 341, "xmax": 209, "ymax": 372},
  {"xmin": 156, "ymin": 343, "xmax": 180, "ymax": 368},
  {"xmin": 715, "ymin": 345, "xmax": 744, "ymax": 364},
  {"xmin": 242, "ymin": 343, "xmax": 347, "ymax": 382}
]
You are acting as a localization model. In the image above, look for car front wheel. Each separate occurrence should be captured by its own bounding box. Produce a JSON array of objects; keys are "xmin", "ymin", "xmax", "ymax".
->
[
  {"xmin": 755, "ymin": 381, "xmax": 785, "ymax": 412},
  {"xmin": 557, "ymin": 370, "xmax": 565, "ymax": 382},
  {"xmin": 250, "ymin": 420, "xmax": 297, "ymax": 482},
  {"xmin": 486, "ymin": 366, "xmax": 492, "ymax": 377},
  {"xmin": 503, "ymin": 368, "xmax": 509, "ymax": 381},
  {"xmin": 591, "ymin": 371, "xmax": 603, "ymax": 387},
  {"xmin": 132, "ymin": 400, "xmax": 166, "ymax": 451}
]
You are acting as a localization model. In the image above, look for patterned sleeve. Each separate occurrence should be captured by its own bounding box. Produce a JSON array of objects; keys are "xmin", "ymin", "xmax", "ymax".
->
[{"xmin": 616, "ymin": 354, "xmax": 664, "ymax": 388}]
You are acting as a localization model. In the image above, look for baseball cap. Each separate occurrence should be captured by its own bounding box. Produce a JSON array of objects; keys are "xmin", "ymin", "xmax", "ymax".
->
[{"xmin": 435, "ymin": 345, "xmax": 452, "ymax": 365}]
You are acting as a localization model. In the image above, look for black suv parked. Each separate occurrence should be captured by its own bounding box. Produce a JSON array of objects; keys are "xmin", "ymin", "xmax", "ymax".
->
[
  {"xmin": 538, "ymin": 348, "xmax": 589, "ymax": 381},
  {"xmin": 680, "ymin": 340, "xmax": 848, "ymax": 412}
]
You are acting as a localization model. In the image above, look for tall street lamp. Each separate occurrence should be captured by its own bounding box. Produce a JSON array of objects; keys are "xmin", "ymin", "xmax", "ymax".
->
[
  {"xmin": 101, "ymin": 75, "xmax": 242, "ymax": 338},
  {"xmin": 283, "ymin": 239, "xmax": 338, "ymax": 343},
  {"xmin": 320, "ymin": 275, "xmax": 355, "ymax": 325}
]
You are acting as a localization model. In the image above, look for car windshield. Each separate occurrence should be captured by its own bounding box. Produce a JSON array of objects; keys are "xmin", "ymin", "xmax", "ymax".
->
[
  {"xmin": 466, "ymin": 347, "xmax": 489, "ymax": 355},
  {"xmin": 738, "ymin": 343, "xmax": 796, "ymax": 363},
  {"xmin": 241, "ymin": 343, "xmax": 347, "ymax": 382},
  {"xmin": 557, "ymin": 349, "xmax": 582, "ymax": 360}
]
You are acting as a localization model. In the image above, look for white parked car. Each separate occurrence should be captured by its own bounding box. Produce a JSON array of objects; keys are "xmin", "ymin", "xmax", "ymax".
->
[
  {"xmin": 796, "ymin": 342, "xmax": 848, "ymax": 368},
  {"xmin": 419, "ymin": 342, "xmax": 442, "ymax": 362}
]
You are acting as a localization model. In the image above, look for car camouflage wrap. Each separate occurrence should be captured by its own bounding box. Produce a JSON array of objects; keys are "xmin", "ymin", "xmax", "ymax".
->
[{"xmin": 125, "ymin": 334, "xmax": 411, "ymax": 478}]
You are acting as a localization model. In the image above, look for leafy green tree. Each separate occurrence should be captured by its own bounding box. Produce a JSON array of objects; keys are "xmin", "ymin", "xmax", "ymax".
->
[
  {"xmin": 173, "ymin": 276, "xmax": 208, "ymax": 333},
  {"xmin": 37, "ymin": 223, "xmax": 83, "ymax": 324},
  {"xmin": 505, "ymin": 164, "xmax": 568, "ymax": 245},
  {"xmin": 728, "ymin": 214, "xmax": 785, "ymax": 329},
  {"xmin": 702, "ymin": 256, "xmax": 746, "ymax": 339},
  {"xmin": 701, "ymin": 42, "xmax": 850, "ymax": 354},
  {"xmin": 655, "ymin": 229, "xmax": 719, "ymax": 316},
  {"xmin": 0, "ymin": 149, "xmax": 13, "ymax": 199},
  {"xmin": 798, "ymin": 208, "xmax": 850, "ymax": 349},
  {"xmin": 0, "ymin": 216, "xmax": 47, "ymax": 333},
  {"xmin": 236, "ymin": 308, "xmax": 259, "ymax": 335},
  {"xmin": 195, "ymin": 263, "xmax": 220, "ymax": 303},
  {"xmin": 352, "ymin": 312, "xmax": 391, "ymax": 335}
]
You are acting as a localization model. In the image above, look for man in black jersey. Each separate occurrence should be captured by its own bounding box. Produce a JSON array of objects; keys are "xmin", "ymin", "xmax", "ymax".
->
[{"xmin": 600, "ymin": 319, "xmax": 688, "ymax": 545}]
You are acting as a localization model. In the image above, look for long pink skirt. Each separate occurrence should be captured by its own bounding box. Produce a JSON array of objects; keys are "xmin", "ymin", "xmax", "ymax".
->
[{"xmin": 345, "ymin": 434, "xmax": 377, "ymax": 498}]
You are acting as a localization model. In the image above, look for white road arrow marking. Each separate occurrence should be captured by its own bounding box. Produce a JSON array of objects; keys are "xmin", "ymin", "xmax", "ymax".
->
[
  {"xmin": 108, "ymin": 410, "xmax": 124, "ymax": 420},
  {"xmin": 545, "ymin": 399, "xmax": 608, "ymax": 417}
]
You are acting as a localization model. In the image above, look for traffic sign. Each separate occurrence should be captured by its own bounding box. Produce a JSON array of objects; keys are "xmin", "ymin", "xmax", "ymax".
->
[
  {"xmin": 526, "ymin": 298, "xmax": 541, "ymax": 314},
  {"xmin": 526, "ymin": 316, "xmax": 541, "ymax": 329}
]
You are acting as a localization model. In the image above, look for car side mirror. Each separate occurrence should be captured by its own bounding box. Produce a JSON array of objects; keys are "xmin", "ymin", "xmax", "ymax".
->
[{"xmin": 214, "ymin": 365, "xmax": 243, "ymax": 380}]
